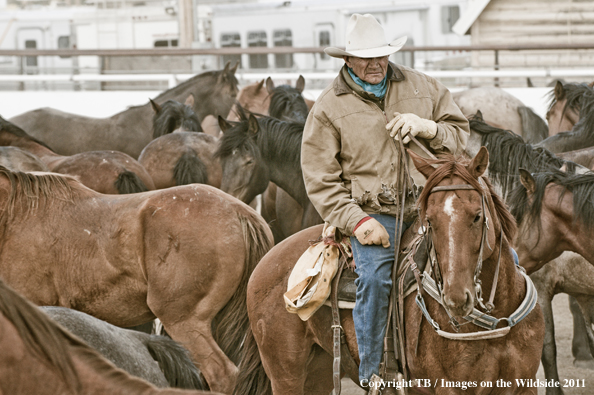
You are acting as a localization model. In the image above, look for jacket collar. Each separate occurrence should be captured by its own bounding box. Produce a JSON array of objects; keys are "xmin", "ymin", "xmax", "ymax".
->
[{"xmin": 333, "ymin": 62, "xmax": 405, "ymax": 96}]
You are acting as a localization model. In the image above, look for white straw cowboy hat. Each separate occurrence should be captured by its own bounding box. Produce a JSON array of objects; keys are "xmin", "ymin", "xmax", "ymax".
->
[{"xmin": 325, "ymin": 13, "xmax": 407, "ymax": 59}]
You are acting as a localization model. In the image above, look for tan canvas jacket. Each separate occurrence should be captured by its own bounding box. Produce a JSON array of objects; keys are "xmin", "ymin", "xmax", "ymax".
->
[{"xmin": 301, "ymin": 63, "xmax": 469, "ymax": 235}]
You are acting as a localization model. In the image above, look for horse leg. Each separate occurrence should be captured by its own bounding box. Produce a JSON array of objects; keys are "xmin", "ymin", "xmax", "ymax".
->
[
  {"xmin": 303, "ymin": 345, "xmax": 336, "ymax": 395},
  {"xmin": 569, "ymin": 295, "xmax": 594, "ymax": 368},
  {"xmin": 530, "ymin": 271, "xmax": 564, "ymax": 395},
  {"xmin": 158, "ymin": 314, "xmax": 236, "ymax": 394},
  {"xmin": 572, "ymin": 295, "xmax": 594, "ymax": 369}
]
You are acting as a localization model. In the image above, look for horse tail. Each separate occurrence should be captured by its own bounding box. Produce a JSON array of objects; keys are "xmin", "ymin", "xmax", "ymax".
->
[
  {"xmin": 144, "ymin": 335, "xmax": 206, "ymax": 390},
  {"xmin": 114, "ymin": 171, "xmax": 150, "ymax": 194},
  {"xmin": 211, "ymin": 211, "xmax": 273, "ymax": 366},
  {"xmin": 173, "ymin": 150, "xmax": 208, "ymax": 186},
  {"xmin": 232, "ymin": 326, "xmax": 272, "ymax": 395}
]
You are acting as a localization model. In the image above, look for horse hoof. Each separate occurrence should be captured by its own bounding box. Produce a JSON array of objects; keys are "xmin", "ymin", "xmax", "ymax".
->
[{"xmin": 573, "ymin": 358, "xmax": 594, "ymax": 370}]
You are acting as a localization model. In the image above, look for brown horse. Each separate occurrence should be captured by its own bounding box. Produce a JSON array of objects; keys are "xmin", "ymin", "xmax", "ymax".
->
[
  {"xmin": 0, "ymin": 115, "xmax": 155, "ymax": 194},
  {"xmin": 9, "ymin": 62, "xmax": 239, "ymax": 158},
  {"xmin": 0, "ymin": 167, "xmax": 273, "ymax": 394},
  {"xmin": 510, "ymin": 168, "xmax": 594, "ymax": 274},
  {"xmin": 0, "ymin": 278, "xmax": 220, "ymax": 395},
  {"xmin": 138, "ymin": 99, "xmax": 221, "ymax": 189},
  {"xmin": 234, "ymin": 149, "xmax": 544, "ymax": 395}
]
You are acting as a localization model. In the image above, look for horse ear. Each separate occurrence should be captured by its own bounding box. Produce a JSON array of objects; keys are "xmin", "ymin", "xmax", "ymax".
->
[
  {"xmin": 519, "ymin": 169, "xmax": 536, "ymax": 196},
  {"xmin": 467, "ymin": 146, "xmax": 489, "ymax": 178},
  {"xmin": 589, "ymin": 81, "xmax": 594, "ymax": 88},
  {"xmin": 266, "ymin": 77, "xmax": 275, "ymax": 94},
  {"xmin": 184, "ymin": 94, "xmax": 195, "ymax": 108},
  {"xmin": 248, "ymin": 114, "xmax": 260, "ymax": 136},
  {"xmin": 407, "ymin": 149, "xmax": 435, "ymax": 180},
  {"xmin": 474, "ymin": 110, "xmax": 484, "ymax": 122},
  {"xmin": 554, "ymin": 80, "xmax": 565, "ymax": 100},
  {"xmin": 218, "ymin": 116, "xmax": 232, "ymax": 133},
  {"xmin": 149, "ymin": 99, "xmax": 161, "ymax": 114},
  {"xmin": 230, "ymin": 61, "xmax": 239, "ymax": 74},
  {"xmin": 295, "ymin": 75, "xmax": 305, "ymax": 93},
  {"xmin": 255, "ymin": 79, "xmax": 265, "ymax": 92},
  {"xmin": 223, "ymin": 61, "xmax": 231, "ymax": 73}
]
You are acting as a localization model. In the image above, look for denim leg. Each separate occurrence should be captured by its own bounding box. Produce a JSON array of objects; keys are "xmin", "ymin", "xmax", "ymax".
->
[{"xmin": 350, "ymin": 214, "xmax": 410, "ymax": 382}]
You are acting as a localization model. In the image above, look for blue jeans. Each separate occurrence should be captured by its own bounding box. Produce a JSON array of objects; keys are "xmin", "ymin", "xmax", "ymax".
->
[{"xmin": 349, "ymin": 214, "xmax": 411, "ymax": 382}]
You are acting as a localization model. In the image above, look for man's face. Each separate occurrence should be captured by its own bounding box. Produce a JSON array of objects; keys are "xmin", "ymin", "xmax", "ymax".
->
[{"xmin": 344, "ymin": 56, "xmax": 389, "ymax": 84}]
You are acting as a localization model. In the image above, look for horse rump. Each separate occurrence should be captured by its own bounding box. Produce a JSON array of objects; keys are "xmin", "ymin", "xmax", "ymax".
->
[
  {"xmin": 173, "ymin": 150, "xmax": 208, "ymax": 186},
  {"xmin": 114, "ymin": 170, "xmax": 150, "ymax": 194}
]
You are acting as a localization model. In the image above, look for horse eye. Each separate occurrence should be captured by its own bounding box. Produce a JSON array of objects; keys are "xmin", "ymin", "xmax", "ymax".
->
[
  {"xmin": 473, "ymin": 213, "xmax": 481, "ymax": 223},
  {"xmin": 246, "ymin": 159, "xmax": 254, "ymax": 166}
]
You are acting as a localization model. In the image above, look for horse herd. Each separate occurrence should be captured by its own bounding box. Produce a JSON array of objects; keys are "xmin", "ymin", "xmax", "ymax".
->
[{"xmin": 1, "ymin": 61, "xmax": 594, "ymax": 395}]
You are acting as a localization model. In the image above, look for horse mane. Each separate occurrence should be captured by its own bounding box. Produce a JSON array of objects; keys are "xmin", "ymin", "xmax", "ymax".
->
[
  {"xmin": 0, "ymin": 278, "xmax": 80, "ymax": 392},
  {"xmin": 417, "ymin": 155, "xmax": 517, "ymax": 242},
  {"xmin": 268, "ymin": 85, "xmax": 309, "ymax": 123},
  {"xmin": 154, "ymin": 68, "xmax": 239, "ymax": 102},
  {"xmin": 468, "ymin": 114, "xmax": 578, "ymax": 198},
  {"xmin": 0, "ymin": 115, "xmax": 55, "ymax": 151},
  {"xmin": 510, "ymin": 169, "xmax": 594, "ymax": 232},
  {"xmin": 0, "ymin": 279, "xmax": 160, "ymax": 393},
  {"xmin": 0, "ymin": 167, "xmax": 78, "ymax": 220},
  {"xmin": 215, "ymin": 108, "xmax": 304, "ymax": 167},
  {"xmin": 152, "ymin": 100, "xmax": 202, "ymax": 138}
]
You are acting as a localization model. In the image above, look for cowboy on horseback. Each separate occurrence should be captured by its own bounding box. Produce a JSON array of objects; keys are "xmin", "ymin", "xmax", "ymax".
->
[{"xmin": 301, "ymin": 13, "xmax": 469, "ymax": 390}]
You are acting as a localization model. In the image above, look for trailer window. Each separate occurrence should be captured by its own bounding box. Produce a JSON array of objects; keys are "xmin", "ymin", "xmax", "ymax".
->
[
  {"xmin": 273, "ymin": 29, "xmax": 292, "ymax": 68},
  {"xmin": 247, "ymin": 31, "xmax": 268, "ymax": 69},
  {"xmin": 25, "ymin": 40, "xmax": 38, "ymax": 67},
  {"xmin": 319, "ymin": 30, "xmax": 330, "ymax": 60},
  {"xmin": 221, "ymin": 32, "xmax": 242, "ymax": 69},
  {"xmin": 58, "ymin": 36, "xmax": 70, "ymax": 58},
  {"xmin": 154, "ymin": 39, "xmax": 179, "ymax": 47}
]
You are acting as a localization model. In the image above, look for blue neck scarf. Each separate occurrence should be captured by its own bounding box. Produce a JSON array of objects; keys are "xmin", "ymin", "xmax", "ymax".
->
[{"xmin": 347, "ymin": 67, "xmax": 388, "ymax": 99}]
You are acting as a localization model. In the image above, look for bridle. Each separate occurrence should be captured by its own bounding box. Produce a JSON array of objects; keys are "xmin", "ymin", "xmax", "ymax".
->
[
  {"xmin": 411, "ymin": 175, "xmax": 537, "ymax": 340},
  {"xmin": 427, "ymin": 179, "xmax": 502, "ymax": 323}
]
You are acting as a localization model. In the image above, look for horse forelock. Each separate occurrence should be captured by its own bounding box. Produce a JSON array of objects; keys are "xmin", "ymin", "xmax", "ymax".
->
[
  {"xmin": 152, "ymin": 100, "xmax": 201, "ymax": 138},
  {"xmin": 268, "ymin": 86, "xmax": 309, "ymax": 122},
  {"xmin": 0, "ymin": 279, "xmax": 80, "ymax": 392},
  {"xmin": 0, "ymin": 167, "xmax": 77, "ymax": 220},
  {"xmin": 418, "ymin": 155, "xmax": 516, "ymax": 242}
]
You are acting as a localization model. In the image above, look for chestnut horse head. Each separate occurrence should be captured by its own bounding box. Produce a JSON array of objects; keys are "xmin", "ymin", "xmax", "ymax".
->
[
  {"xmin": 545, "ymin": 80, "xmax": 590, "ymax": 136},
  {"xmin": 410, "ymin": 147, "xmax": 517, "ymax": 318}
]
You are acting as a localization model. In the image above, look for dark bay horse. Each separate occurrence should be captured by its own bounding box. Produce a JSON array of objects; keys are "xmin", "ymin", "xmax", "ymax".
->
[
  {"xmin": 0, "ymin": 167, "xmax": 273, "ymax": 393},
  {"xmin": 139, "ymin": 99, "xmax": 220, "ymax": 189},
  {"xmin": 234, "ymin": 149, "xmax": 544, "ymax": 395},
  {"xmin": 510, "ymin": 169, "xmax": 594, "ymax": 273},
  {"xmin": 216, "ymin": 113, "xmax": 322, "ymax": 240},
  {"xmin": 0, "ymin": 278, "xmax": 222, "ymax": 395},
  {"xmin": 266, "ymin": 75, "xmax": 309, "ymax": 123},
  {"xmin": 9, "ymin": 62, "xmax": 239, "ymax": 158},
  {"xmin": 536, "ymin": 82, "xmax": 594, "ymax": 153},
  {"xmin": 0, "ymin": 115, "xmax": 155, "ymax": 194},
  {"xmin": 42, "ymin": 306, "xmax": 203, "ymax": 389}
]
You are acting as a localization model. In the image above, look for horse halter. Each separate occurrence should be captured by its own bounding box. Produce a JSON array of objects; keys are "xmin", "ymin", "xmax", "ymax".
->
[{"xmin": 426, "ymin": 177, "xmax": 502, "ymax": 322}]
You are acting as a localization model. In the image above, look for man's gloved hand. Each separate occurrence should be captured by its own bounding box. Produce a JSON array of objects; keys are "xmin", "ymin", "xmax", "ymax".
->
[
  {"xmin": 386, "ymin": 112, "xmax": 437, "ymax": 144},
  {"xmin": 353, "ymin": 218, "xmax": 391, "ymax": 248}
]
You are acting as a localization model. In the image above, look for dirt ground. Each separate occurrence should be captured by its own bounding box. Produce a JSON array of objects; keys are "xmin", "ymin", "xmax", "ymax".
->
[{"xmin": 341, "ymin": 293, "xmax": 594, "ymax": 394}]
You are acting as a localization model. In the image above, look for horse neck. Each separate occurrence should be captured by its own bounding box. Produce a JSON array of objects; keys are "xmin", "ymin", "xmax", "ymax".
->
[
  {"xmin": 0, "ymin": 133, "xmax": 59, "ymax": 160},
  {"xmin": 156, "ymin": 76, "xmax": 219, "ymax": 120},
  {"xmin": 258, "ymin": 126, "xmax": 309, "ymax": 207}
]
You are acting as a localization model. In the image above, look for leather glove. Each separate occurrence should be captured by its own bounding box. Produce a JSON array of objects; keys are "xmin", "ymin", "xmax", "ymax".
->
[
  {"xmin": 353, "ymin": 218, "xmax": 391, "ymax": 248},
  {"xmin": 386, "ymin": 112, "xmax": 437, "ymax": 144}
]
